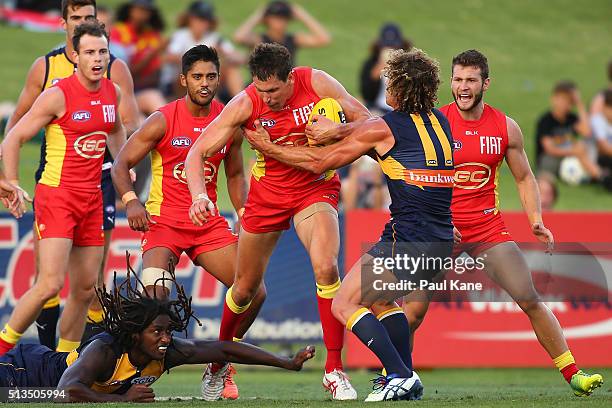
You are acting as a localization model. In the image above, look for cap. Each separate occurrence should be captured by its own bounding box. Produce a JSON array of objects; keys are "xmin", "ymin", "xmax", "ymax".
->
[
  {"xmin": 264, "ymin": 1, "xmax": 292, "ymax": 19},
  {"xmin": 188, "ymin": 1, "xmax": 215, "ymax": 21},
  {"xmin": 378, "ymin": 23, "xmax": 404, "ymax": 48}
]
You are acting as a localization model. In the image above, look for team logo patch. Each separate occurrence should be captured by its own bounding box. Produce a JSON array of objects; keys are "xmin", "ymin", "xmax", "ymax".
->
[
  {"xmin": 171, "ymin": 136, "xmax": 192, "ymax": 148},
  {"xmin": 454, "ymin": 162, "xmax": 491, "ymax": 190},
  {"xmin": 72, "ymin": 110, "xmax": 91, "ymax": 122},
  {"xmin": 74, "ymin": 131, "xmax": 107, "ymax": 159},
  {"xmin": 260, "ymin": 118, "xmax": 276, "ymax": 128},
  {"xmin": 131, "ymin": 376, "xmax": 157, "ymax": 385},
  {"xmin": 452, "ymin": 140, "xmax": 462, "ymax": 150}
]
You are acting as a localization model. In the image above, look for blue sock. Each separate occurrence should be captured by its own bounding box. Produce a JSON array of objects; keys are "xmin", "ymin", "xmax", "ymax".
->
[
  {"xmin": 348, "ymin": 308, "xmax": 412, "ymax": 378},
  {"xmin": 379, "ymin": 308, "xmax": 413, "ymax": 370}
]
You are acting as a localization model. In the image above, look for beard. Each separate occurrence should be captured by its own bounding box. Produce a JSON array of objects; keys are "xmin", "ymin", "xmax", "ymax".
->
[
  {"xmin": 187, "ymin": 88, "xmax": 214, "ymax": 107},
  {"xmin": 453, "ymin": 86, "xmax": 484, "ymax": 112}
]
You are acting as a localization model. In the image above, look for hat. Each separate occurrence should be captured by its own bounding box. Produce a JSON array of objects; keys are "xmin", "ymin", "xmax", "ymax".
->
[
  {"xmin": 130, "ymin": 0, "xmax": 155, "ymax": 9},
  {"xmin": 188, "ymin": 1, "xmax": 215, "ymax": 20},
  {"xmin": 378, "ymin": 23, "xmax": 404, "ymax": 48},
  {"xmin": 264, "ymin": 1, "xmax": 292, "ymax": 19}
]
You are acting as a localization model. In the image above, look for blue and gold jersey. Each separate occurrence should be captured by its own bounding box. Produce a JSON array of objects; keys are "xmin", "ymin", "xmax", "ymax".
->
[{"xmin": 377, "ymin": 109, "xmax": 455, "ymax": 239}]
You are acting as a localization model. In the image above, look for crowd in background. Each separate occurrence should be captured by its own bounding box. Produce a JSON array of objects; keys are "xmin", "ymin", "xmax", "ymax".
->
[{"xmin": 3, "ymin": 0, "xmax": 612, "ymax": 211}]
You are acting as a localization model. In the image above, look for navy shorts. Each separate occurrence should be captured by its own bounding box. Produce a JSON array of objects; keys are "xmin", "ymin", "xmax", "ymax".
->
[
  {"xmin": 0, "ymin": 344, "xmax": 68, "ymax": 387},
  {"xmin": 101, "ymin": 169, "xmax": 116, "ymax": 231}
]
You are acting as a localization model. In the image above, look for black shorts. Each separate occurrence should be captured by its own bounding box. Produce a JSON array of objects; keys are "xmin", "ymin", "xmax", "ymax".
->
[{"xmin": 101, "ymin": 168, "xmax": 116, "ymax": 231}]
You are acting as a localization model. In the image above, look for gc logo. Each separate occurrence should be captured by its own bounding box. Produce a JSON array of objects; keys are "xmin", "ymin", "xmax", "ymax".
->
[{"xmin": 453, "ymin": 162, "xmax": 491, "ymax": 189}]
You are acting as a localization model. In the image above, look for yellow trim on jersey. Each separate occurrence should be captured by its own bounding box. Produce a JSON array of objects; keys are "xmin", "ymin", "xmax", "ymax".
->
[
  {"xmin": 39, "ymin": 124, "xmax": 67, "ymax": 187},
  {"xmin": 428, "ymin": 113, "xmax": 454, "ymax": 166},
  {"xmin": 146, "ymin": 150, "xmax": 164, "ymax": 217},
  {"xmin": 91, "ymin": 353, "xmax": 164, "ymax": 393},
  {"xmin": 65, "ymin": 349, "xmax": 79, "ymax": 366},
  {"xmin": 251, "ymin": 149, "xmax": 266, "ymax": 180},
  {"xmin": 376, "ymin": 155, "xmax": 405, "ymax": 180},
  {"xmin": 410, "ymin": 113, "xmax": 438, "ymax": 166},
  {"xmin": 493, "ymin": 160, "xmax": 502, "ymax": 215},
  {"xmin": 44, "ymin": 51, "xmax": 75, "ymax": 90}
]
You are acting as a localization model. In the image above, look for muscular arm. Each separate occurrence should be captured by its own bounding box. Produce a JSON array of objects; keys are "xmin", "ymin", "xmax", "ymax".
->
[
  {"xmin": 292, "ymin": 4, "xmax": 331, "ymax": 48},
  {"xmin": 223, "ymin": 130, "xmax": 248, "ymax": 213},
  {"xmin": 311, "ymin": 69, "xmax": 371, "ymax": 123},
  {"xmin": 1, "ymin": 87, "xmax": 64, "ymax": 182},
  {"xmin": 5, "ymin": 57, "xmax": 46, "ymax": 134},
  {"xmin": 165, "ymin": 338, "xmax": 314, "ymax": 371},
  {"xmin": 110, "ymin": 58, "xmax": 141, "ymax": 135}
]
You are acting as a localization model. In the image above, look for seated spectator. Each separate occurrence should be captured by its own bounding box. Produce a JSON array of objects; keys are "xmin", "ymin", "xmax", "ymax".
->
[
  {"xmin": 591, "ymin": 89, "xmax": 612, "ymax": 190},
  {"xmin": 536, "ymin": 172, "xmax": 559, "ymax": 211},
  {"xmin": 233, "ymin": 1, "xmax": 330, "ymax": 65},
  {"xmin": 535, "ymin": 81, "xmax": 601, "ymax": 181},
  {"xmin": 112, "ymin": 0, "xmax": 166, "ymax": 115},
  {"xmin": 161, "ymin": 1, "xmax": 244, "ymax": 102},
  {"xmin": 590, "ymin": 59, "xmax": 612, "ymax": 115},
  {"xmin": 360, "ymin": 23, "xmax": 412, "ymax": 114},
  {"xmin": 340, "ymin": 156, "xmax": 389, "ymax": 211}
]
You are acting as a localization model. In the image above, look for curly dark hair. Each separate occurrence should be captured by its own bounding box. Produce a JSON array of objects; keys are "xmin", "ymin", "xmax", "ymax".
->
[
  {"xmin": 383, "ymin": 48, "xmax": 440, "ymax": 114},
  {"xmin": 248, "ymin": 43, "xmax": 293, "ymax": 81},
  {"xmin": 96, "ymin": 253, "xmax": 200, "ymax": 351},
  {"xmin": 452, "ymin": 49, "xmax": 489, "ymax": 82},
  {"xmin": 116, "ymin": 2, "xmax": 165, "ymax": 32}
]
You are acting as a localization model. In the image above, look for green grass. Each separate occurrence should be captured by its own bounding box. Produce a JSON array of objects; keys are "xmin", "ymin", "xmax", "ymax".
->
[{"xmin": 1, "ymin": 0, "xmax": 612, "ymax": 209}]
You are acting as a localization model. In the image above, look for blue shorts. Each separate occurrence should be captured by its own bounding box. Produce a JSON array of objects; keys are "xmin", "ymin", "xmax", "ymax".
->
[
  {"xmin": 0, "ymin": 344, "xmax": 68, "ymax": 387},
  {"xmin": 101, "ymin": 169, "xmax": 116, "ymax": 231}
]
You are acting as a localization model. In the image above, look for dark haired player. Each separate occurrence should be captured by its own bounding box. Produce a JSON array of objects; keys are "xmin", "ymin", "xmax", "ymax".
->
[
  {"xmin": 246, "ymin": 48, "xmax": 453, "ymax": 401},
  {"xmin": 402, "ymin": 49, "xmax": 603, "ymax": 397},
  {"xmin": 112, "ymin": 44, "xmax": 265, "ymax": 400},
  {"xmin": 0, "ymin": 21, "xmax": 126, "ymax": 356},
  {"xmin": 0, "ymin": 261, "xmax": 315, "ymax": 402},
  {"xmin": 4, "ymin": 0, "xmax": 140, "ymax": 350},
  {"xmin": 186, "ymin": 43, "xmax": 370, "ymax": 400}
]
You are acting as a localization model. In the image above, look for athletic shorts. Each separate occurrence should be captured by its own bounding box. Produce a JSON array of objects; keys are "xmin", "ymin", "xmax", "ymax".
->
[
  {"xmin": 141, "ymin": 215, "xmax": 237, "ymax": 261},
  {"xmin": 0, "ymin": 344, "xmax": 68, "ymax": 387},
  {"xmin": 241, "ymin": 177, "xmax": 341, "ymax": 234},
  {"xmin": 101, "ymin": 168, "xmax": 116, "ymax": 231},
  {"xmin": 34, "ymin": 184, "xmax": 104, "ymax": 246},
  {"xmin": 453, "ymin": 212, "xmax": 513, "ymax": 256}
]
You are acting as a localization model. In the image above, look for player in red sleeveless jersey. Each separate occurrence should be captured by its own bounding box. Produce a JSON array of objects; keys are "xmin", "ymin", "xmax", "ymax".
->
[
  {"xmin": 112, "ymin": 45, "xmax": 265, "ymax": 400},
  {"xmin": 186, "ymin": 43, "xmax": 370, "ymax": 400},
  {"xmin": 0, "ymin": 22, "xmax": 126, "ymax": 356},
  {"xmin": 402, "ymin": 50, "xmax": 603, "ymax": 397}
]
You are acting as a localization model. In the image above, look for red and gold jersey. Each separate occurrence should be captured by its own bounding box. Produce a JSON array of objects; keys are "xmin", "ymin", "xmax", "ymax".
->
[
  {"xmin": 146, "ymin": 98, "xmax": 228, "ymax": 222},
  {"xmin": 244, "ymin": 67, "xmax": 337, "ymax": 193},
  {"xmin": 440, "ymin": 102, "xmax": 509, "ymax": 223},
  {"xmin": 39, "ymin": 74, "xmax": 117, "ymax": 192}
]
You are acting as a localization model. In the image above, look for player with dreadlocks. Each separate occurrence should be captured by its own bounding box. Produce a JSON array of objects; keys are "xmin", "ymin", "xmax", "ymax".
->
[{"xmin": 0, "ymin": 256, "xmax": 315, "ymax": 402}]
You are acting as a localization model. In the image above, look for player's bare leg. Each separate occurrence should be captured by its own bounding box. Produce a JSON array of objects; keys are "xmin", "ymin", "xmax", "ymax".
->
[
  {"xmin": 82, "ymin": 230, "xmax": 112, "ymax": 342},
  {"xmin": 33, "ymin": 225, "xmax": 60, "ymax": 349},
  {"xmin": 141, "ymin": 247, "xmax": 178, "ymax": 299},
  {"xmin": 402, "ymin": 289, "xmax": 433, "ymax": 352},
  {"xmin": 294, "ymin": 204, "xmax": 356, "ymax": 400},
  {"xmin": 0, "ymin": 238, "xmax": 71, "ymax": 355},
  {"xmin": 57, "ymin": 245, "xmax": 103, "ymax": 351}
]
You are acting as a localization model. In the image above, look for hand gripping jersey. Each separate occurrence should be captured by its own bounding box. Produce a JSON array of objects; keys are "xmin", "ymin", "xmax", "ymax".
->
[
  {"xmin": 39, "ymin": 74, "xmax": 117, "ymax": 192},
  {"xmin": 440, "ymin": 102, "xmax": 509, "ymax": 224},
  {"xmin": 244, "ymin": 67, "xmax": 338, "ymax": 194},
  {"xmin": 146, "ymin": 98, "xmax": 229, "ymax": 222}
]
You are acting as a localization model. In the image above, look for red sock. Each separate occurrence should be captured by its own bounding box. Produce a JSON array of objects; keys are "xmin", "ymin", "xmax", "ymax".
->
[
  {"xmin": 317, "ymin": 295, "xmax": 344, "ymax": 372},
  {"xmin": 218, "ymin": 301, "xmax": 245, "ymax": 342},
  {"xmin": 0, "ymin": 337, "xmax": 15, "ymax": 356},
  {"xmin": 561, "ymin": 363, "xmax": 579, "ymax": 383}
]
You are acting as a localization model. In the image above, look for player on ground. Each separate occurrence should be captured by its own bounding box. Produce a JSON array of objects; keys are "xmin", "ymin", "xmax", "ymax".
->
[
  {"xmin": 0, "ymin": 262, "xmax": 315, "ymax": 402},
  {"xmin": 186, "ymin": 43, "xmax": 371, "ymax": 401},
  {"xmin": 401, "ymin": 50, "xmax": 604, "ymax": 397},
  {"xmin": 245, "ymin": 48, "xmax": 453, "ymax": 401},
  {"xmin": 0, "ymin": 21, "xmax": 126, "ymax": 357},
  {"xmin": 4, "ymin": 0, "xmax": 140, "ymax": 349},
  {"xmin": 111, "ymin": 44, "xmax": 265, "ymax": 400}
]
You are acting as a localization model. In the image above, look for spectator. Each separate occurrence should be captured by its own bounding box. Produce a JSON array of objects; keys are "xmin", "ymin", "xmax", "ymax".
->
[
  {"xmin": 161, "ymin": 1, "xmax": 244, "ymax": 102},
  {"xmin": 112, "ymin": 0, "xmax": 166, "ymax": 115},
  {"xmin": 591, "ymin": 89, "xmax": 612, "ymax": 190},
  {"xmin": 535, "ymin": 81, "xmax": 601, "ymax": 180},
  {"xmin": 360, "ymin": 23, "xmax": 412, "ymax": 114},
  {"xmin": 340, "ymin": 157, "xmax": 389, "ymax": 211},
  {"xmin": 96, "ymin": 5, "xmax": 129, "ymax": 63},
  {"xmin": 537, "ymin": 172, "xmax": 558, "ymax": 211},
  {"xmin": 590, "ymin": 59, "xmax": 612, "ymax": 116},
  {"xmin": 233, "ymin": 1, "xmax": 330, "ymax": 65}
]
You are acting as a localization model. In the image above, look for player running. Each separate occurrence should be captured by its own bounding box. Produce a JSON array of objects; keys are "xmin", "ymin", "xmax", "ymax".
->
[
  {"xmin": 401, "ymin": 50, "xmax": 603, "ymax": 397},
  {"xmin": 0, "ymin": 261, "xmax": 314, "ymax": 402},
  {"xmin": 245, "ymin": 48, "xmax": 453, "ymax": 401},
  {"xmin": 111, "ymin": 44, "xmax": 265, "ymax": 400},
  {"xmin": 186, "ymin": 43, "xmax": 371, "ymax": 401},
  {"xmin": 4, "ymin": 0, "xmax": 140, "ymax": 350},
  {"xmin": 0, "ymin": 21, "xmax": 126, "ymax": 357}
]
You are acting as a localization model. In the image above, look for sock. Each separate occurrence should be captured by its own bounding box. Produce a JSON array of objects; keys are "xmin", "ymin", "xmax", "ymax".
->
[
  {"xmin": 219, "ymin": 287, "xmax": 252, "ymax": 342},
  {"xmin": 81, "ymin": 308, "xmax": 105, "ymax": 343},
  {"xmin": 0, "ymin": 324, "xmax": 23, "ymax": 355},
  {"xmin": 316, "ymin": 280, "xmax": 344, "ymax": 373},
  {"xmin": 554, "ymin": 350, "xmax": 579, "ymax": 383},
  {"xmin": 56, "ymin": 338, "xmax": 80, "ymax": 352},
  {"xmin": 347, "ymin": 308, "xmax": 412, "ymax": 378},
  {"xmin": 378, "ymin": 307, "xmax": 413, "ymax": 370},
  {"xmin": 36, "ymin": 296, "xmax": 60, "ymax": 349}
]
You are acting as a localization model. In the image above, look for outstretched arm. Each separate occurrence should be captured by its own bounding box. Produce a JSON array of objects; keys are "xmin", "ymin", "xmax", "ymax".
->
[
  {"xmin": 165, "ymin": 338, "xmax": 315, "ymax": 371},
  {"xmin": 505, "ymin": 116, "xmax": 554, "ymax": 248},
  {"xmin": 292, "ymin": 4, "xmax": 331, "ymax": 48}
]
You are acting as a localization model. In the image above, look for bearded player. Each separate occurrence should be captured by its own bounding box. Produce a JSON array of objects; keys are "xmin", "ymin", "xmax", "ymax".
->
[
  {"xmin": 186, "ymin": 43, "xmax": 371, "ymax": 401},
  {"xmin": 0, "ymin": 21, "xmax": 126, "ymax": 356},
  {"xmin": 4, "ymin": 0, "xmax": 140, "ymax": 350},
  {"xmin": 400, "ymin": 50, "xmax": 603, "ymax": 397},
  {"xmin": 111, "ymin": 45, "xmax": 265, "ymax": 400}
]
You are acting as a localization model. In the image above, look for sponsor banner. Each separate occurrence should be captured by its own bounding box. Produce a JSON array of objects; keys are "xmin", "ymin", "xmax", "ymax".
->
[
  {"xmin": 344, "ymin": 210, "xmax": 612, "ymax": 368},
  {"xmin": 0, "ymin": 212, "xmax": 336, "ymax": 342}
]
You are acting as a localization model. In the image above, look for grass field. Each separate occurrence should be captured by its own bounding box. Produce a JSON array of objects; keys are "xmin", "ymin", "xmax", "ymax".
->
[{"xmin": 1, "ymin": 0, "xmax": 611, "ymax": 210}]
